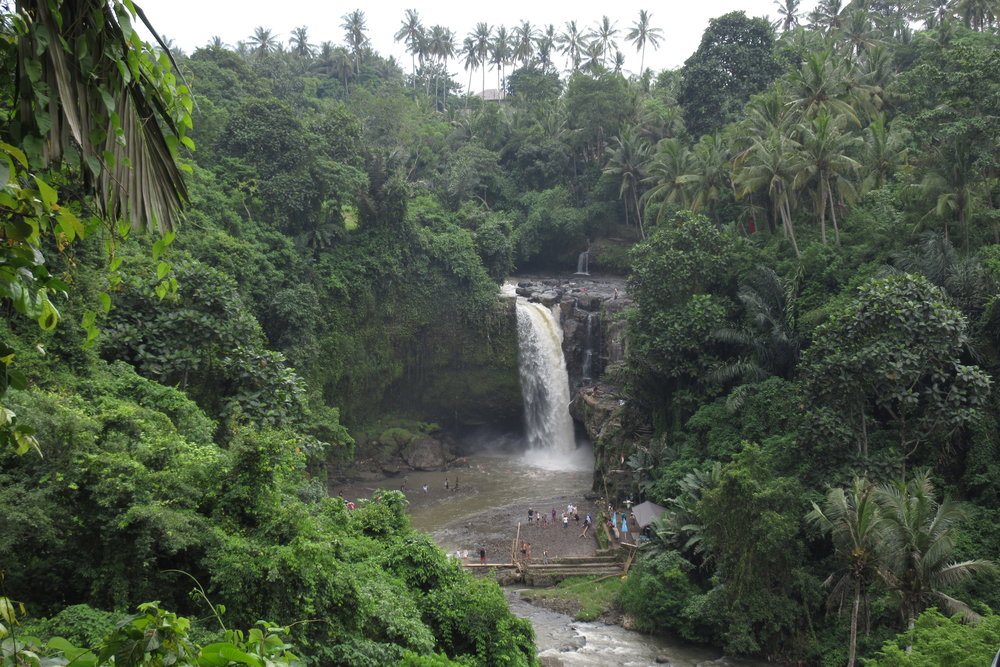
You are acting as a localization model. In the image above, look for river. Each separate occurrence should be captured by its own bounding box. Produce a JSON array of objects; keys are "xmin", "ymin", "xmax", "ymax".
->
[{"xmin": 345, "ymin": 437, "xmax": 765, "ymax": 667}]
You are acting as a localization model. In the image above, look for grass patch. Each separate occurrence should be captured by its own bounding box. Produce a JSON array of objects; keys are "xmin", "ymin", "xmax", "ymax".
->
[{"xmin": 530, "ymin": 575, "xmax": 625, "ymax": 621}]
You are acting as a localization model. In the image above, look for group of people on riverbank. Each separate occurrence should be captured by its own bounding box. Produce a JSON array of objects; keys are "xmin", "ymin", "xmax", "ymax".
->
[{"xmin": 526, "ymin": 504, "xmax": 592, "ymax": 531}]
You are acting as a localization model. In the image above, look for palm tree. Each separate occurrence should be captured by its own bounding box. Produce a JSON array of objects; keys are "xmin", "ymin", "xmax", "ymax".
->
[
  {"xmin": 612, "ymin": 50, "xmax": 626, "ymax": 74},
  {"xmin": 955, "ymin": 0, "xmax": 999, "ymax": 30},
  {"xmin": 774, "ymin": 0, "xmax": 802, "ymax": 31},
  {"xmin": 604, "ymin": 125, "xmax": 651, "ymax": 237},
  {"xmin": 461, "ymin": 36, "xmax": 480, "ymax": 102},
  {"xmin": 249, "ymin": 26, "xmax": 278, "ymax": 60},
  {"xmin": 712, "ymin": 265, "xmax": 801, "ymax": 397},
  {"xmin": 876, "ymin": 471, "xmax": 995, "ymax": 628},
  {"xmin": 806, "ymin": 478, "xmax": 883, "ymax": 667},
  {"xmin": 395, "ymin": 9, "xmax": 424, "ymax": 85},
  {"xmin": 439, "ymin": 27, "xmax": 456, "ymax": 107},
  {"xmin": 513, "ymin": 21, "xmax": 536, "ymax": 68},
  {"xmin": 289, "ymin": 26, "xmax": 315, "ymax": 59},
  {"xmin": 592, "ymin": 16, "xmax": 618, "ymax": 67},
  {"xmin": 491, "ymin": 25, "xmax": 511, "ymax": 94},
  {"xmin": 786, "ymin": 50, "xmax": 860, "ymax": 124},
  {"xmin": 536, "ymin": 24, "xmax": 557, "ymax": 73},
  {"xmin": 840, "ymin": 9, "xmax": 883, "ymax": 56},
  {"xmin": 581, "ymin": 39, "xmax": 604, "ymax": 74},
  {"xmin": 920, "ymin": 137, "xmax": 977, "ymax": 245},
  {"xmin": 341, "ymin": 10, "xmax": 369, "ymax": 76},
  {"xmin": 557, "ymin": 20, "xmax": 586, "ymax": 72},
  {"xmin": 810, "ymin": 0, "xmax": 847, "ymax": 34},
  {"xmin": 472, "ymin": 23, "xmax": 492, "ymax": 95},
  {"xmin": 793, "ymin": 112, "xmax": 862, "ymax": 244},
  {"xmin": 688, "ymin": 132, "xmax": 734, "ymax": 223},
  {"xmin": 641, "ymin": 138, "xmax": 696, "ymax": 222},
  {"xmin": 626, "ymin": 10, "xmax": 664, "ymax": 76},
  {"xmin": 861, "ymin": 111, "xmax": 907, "ymax": 191},
  {"xmin": 735, "ymin": 131, "xmax": 802, "ymax": 257}
]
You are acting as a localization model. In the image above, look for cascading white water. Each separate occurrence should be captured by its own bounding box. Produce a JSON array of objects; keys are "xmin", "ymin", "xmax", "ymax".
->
[
  {"xmin": 515, "ymin": 299, "xmax": 576, "ymax": 455},
  {"xmin": 502, "ymin": 283, "xmax": 577, "ymax": 463}
]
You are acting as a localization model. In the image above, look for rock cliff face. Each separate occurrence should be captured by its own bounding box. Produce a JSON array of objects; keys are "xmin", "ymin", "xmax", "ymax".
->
[
  {"xmin": 512, "ymin": 276, "xmax": 629, "ymax": 392},
  {"xmin": 381, "ymin": 297, "xmax": 522, "ymax": 429},
  {"xmin": 513, "ymin": 276, "xmax": 636, "ymax": 496}
]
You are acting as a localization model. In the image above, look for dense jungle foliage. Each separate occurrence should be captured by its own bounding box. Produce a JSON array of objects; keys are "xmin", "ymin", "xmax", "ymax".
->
[{"xmin": 2, "ymin": 0, "xmax": 1000, "ymax": 664}]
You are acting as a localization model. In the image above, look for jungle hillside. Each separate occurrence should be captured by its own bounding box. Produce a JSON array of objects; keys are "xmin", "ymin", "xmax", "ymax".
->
[{"xmin": 3, "ymin": 0, "xmax": 1000, "ymax": 665}]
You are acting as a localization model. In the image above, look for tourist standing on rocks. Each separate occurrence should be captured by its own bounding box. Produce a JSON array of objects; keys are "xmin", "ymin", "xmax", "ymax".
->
[
  {"xmin": 479, "ymin": 547, "xmax": 486, "ymax": 564},
  {"xmin": 562, "ymin": 513, "xmax": 569, "ymax": 528},
  {"xmin": 528, "ymin": 507, "xmax": 534, "ymax": 525}
]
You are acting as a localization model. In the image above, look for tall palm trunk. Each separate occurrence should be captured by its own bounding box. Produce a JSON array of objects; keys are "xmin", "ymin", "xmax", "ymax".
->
[{"xmin": 848, "ymin": 579, "xmax": 860, "ymax": 667}]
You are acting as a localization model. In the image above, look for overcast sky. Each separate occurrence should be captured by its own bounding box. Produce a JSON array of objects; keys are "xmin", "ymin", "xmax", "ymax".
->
[{"xmin": 138, "ymin": 0, "xmax": 817, "ymax": 91}]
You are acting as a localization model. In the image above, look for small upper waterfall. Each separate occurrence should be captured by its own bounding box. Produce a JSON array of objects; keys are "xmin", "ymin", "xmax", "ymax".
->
[
  {"xmin": 503, "ymin": 285, "xmax": 576, "ymax": 458},
  {"xmin": 574, "ymin": 251, "xmax": 589, "ymax": 275}
]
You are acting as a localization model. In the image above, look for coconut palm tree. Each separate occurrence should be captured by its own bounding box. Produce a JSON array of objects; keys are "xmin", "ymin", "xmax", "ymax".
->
[
  {"xmin": 840, "ymin": 8, "xmax": 883, "ymax": 56},
  {"xmin": 810, "ymin": 0, "xmax": 848, "ymax": 34},
  {"xmin": 806, "ymin": 478, "xmax": 883, "ymax": 667},
  {"xmin": 289, "ymin": 26, "xmax": 315, "ymax": 59},
  {"xmin": 472, "ymin": 22, "xmax": 493, "ymax": 95},
  {"xmin": 786, "ymin": 50, "xmax": 860, "ymax": 124},
  {"xmin": 641, "ymin": 138, "xmax": 696, "ymax": 222},
  {"xmin": 920, "ymin": 137, "xmax": 977, "ymax": 245},
  {"xmin": 461, "ymin": 36, "xmax": 480, "ymax": 102},
  {"xmin": 592, "ymin": 16, "xmax": 618, "ymax": 67},
  {"xmin": 688, "ymin": 132, "xmax": 734, "ymax": 222},
  {"xmin": 955, "ymin": 0, "xmax": 999, "ymax": 30},
  {"xmin": 557, "ymin": 20, "xmax": 586, "ymax": 72},
  {"xmin": 581, "ymin": 40, "xmax": 604, "ymax": 74},
  {"xmin": 876, "ymin": 471, "xmax": 995, "ymax": 628},
  {"xmin": 249, "ymin": 26, "xmax": 278, "ymax": 60},
  {"xmin": 513, "ymin": 21, "xmax": 536, "ymax": 68},
  {"xmin": 735, "ymin": 131, "xmax": 802, "ymax": 257},
  {"xmin": 604, "ymin": 125, "xmax": 651, "ymax": 237},
  {"xmin": 395, "ymin": 9, "xmax": 424, "ymax": 85},
  {"xmin": 861, "ymin": 111, "xmax": 907, "ymax": 191},
  {"xmin": 626, "ymin": 10, "xmax": 663, "ymax": 76},
  {"xmin": 536, "ymin": 24, "xmax": 557, "ymax": 73},
  {"xmin": 439, "ymin": 28, "xmax": 456, "ymax": 107},
  {"xmin": 341, "ymin": 10, "xmax": 369, "ymax": 76},
  {"xmin": 793, "ymin": 112, "xmax": 862, "ymax": 244},
  {"xmin": 775, "ymin": 0, "xmax": 802, "ymax": 31},
  {"xmin": 491, "ymin": 25, "xmax": 511, "ymax": 94}
]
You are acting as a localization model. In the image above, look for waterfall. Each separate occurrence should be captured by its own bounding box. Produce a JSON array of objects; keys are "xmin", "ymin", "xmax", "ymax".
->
[
  {"xmin": 575, "ymin": 251, "xmax": 589, "ymax": 275},
  {"xmin": 507, "ymin": 290, "xmax": 576, "ymax": 457},
  {"xmin": 581, "ymin": 312, "xmax": 596, "ymax": 381}
]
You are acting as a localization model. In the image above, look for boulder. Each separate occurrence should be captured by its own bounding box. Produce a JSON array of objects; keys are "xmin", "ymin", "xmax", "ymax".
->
[
  {"xmin": 538, "ymin": 290, "xmax": 561, "ymax": 307},
  {"xmin": 558, "ymin": 636, "xmax": 586, "ymax": 652},
  {"xmin": 539, "ymin": 657, "xmax": 565, "ymax": 667},
  {"xmin": 403, "ymin": 437, "xmax": 447, "ymax": 470}
]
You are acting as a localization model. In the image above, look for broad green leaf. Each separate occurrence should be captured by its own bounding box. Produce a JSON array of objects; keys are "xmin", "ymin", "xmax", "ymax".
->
[
  {"xmin": 98, "ymin": 292, "xmax": 112, "ymax": 314},
  {"xmin": 157, "ymin": 261, "xmax": 171, "ymax": 280},
  {"xmin": 33, "ymin": 175, "xmax": 58, "ymax": 209}
]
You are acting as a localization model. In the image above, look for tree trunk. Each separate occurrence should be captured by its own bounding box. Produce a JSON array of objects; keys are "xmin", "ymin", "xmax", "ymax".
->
[{"xmin": 848, "ymin": 579, "xmax": 860, "ymax": 667}]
